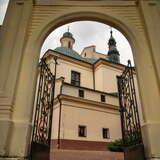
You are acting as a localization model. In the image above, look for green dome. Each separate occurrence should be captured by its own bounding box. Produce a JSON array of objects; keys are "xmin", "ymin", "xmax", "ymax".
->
[
  {"xmin": 62, "ymin": 32, "xmax": 73, "ymax": 38},
  {"xmin": 54, "ymin": 47, "xmax": 81, "ymax": 59},
  {"xmin": 54, "ymin": 47, "xmax": 97, "ymax": 64}
]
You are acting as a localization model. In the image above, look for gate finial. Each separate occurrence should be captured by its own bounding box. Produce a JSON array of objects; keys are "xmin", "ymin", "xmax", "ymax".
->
[{"xmin": 127, "ymin": 60, "xmax": 131, "ymax": 67}]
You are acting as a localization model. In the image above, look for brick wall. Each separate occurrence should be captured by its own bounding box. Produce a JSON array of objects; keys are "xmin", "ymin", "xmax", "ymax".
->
[{"xmin": 51, "ymin": 139, "xmax": 110, "ymax": 151}]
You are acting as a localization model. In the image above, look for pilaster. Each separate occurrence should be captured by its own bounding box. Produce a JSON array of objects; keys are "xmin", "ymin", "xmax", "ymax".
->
[{"xmin": 139, "ymin": 0, "xmax": 160, "ymax": 89}]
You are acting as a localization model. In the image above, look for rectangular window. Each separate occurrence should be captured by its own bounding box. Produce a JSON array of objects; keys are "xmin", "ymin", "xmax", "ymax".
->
[
  {"xmin": 102, "ymin": 128, "xmax": 110, "ymax": 139},
  {"xmin": 71, "ymin": 71, "xmax": 80, "ymax": 86},
  {"xmin": 101, "ymin": 94, "xmax": 106, "ymax": 102},
  {"xmin": 78, "ymin": 125, "xmax": 87, "ymax": 137},
  {"xmin": 79, "ymin": 89, "xmax": 84, "ymax": 98}
]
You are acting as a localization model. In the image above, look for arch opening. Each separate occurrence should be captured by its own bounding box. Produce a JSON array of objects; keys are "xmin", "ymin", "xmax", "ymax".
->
[
  {"xmin": 40, "ymin": 20, "xmax": 134, "ymax": 65},
  {"xmin": 35, "ymin": 12, "xmax": 139, "ymax": 66},
  {"xmin": 31, "ymin": 16, "xmax": 144, "ymax": 156}
]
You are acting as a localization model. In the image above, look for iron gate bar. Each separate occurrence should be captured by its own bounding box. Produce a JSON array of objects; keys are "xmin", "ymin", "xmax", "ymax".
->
[
  {"xmin": 117, "ymin": 60, "xmax": 143, "ymax": 146},
  {"xmin": 117, "ymin": 60, "xmax": 145, "ymax": 160},
  {"xmin": 30, "ymin": 57, "xmax": 57, "ymax": 160},
  {"xmin": 32, "ymin": 58, "xmax": 54, "ymax": 145}
]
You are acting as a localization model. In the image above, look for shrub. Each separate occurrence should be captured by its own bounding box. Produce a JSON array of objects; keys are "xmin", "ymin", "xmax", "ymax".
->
[
  {"xmin": 107, "ymin": 133, "xmax": 142, "ymax": 152},
  {"xmin": 107, "ymin": 139, "xmax": 124, "ymax": 152}
]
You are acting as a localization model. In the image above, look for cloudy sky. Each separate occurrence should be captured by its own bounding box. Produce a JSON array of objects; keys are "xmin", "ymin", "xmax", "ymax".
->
[
  {"xmin": 0, "ymin": 0, "xmax": 9, "ymax": 23},
  {"xmin": 0, "ymin": 0, "xmax": 134, "ymax": 65}
]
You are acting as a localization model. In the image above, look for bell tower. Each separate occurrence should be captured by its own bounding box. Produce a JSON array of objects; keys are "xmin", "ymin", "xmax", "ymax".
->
[
  {"xmin": 107, "ymin": 29, "xmax": 120, "ymax": 63},
  {"xmin": 60, "ymin": 27, "xmax": 75, "ymax": 49}
]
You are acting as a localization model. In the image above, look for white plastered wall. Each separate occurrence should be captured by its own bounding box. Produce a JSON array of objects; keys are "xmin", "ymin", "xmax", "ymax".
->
[
  {"xmin": 59, "ymin": 100, "xmax": 121, "ymax": 142},
  {"xmin": 95, "ymin": 64, "xmax": 122, "ymax": 93}
]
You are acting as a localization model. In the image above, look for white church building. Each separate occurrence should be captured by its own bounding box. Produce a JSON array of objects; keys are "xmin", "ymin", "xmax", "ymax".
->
[{"xmin": 41, "ymin": 29, "xmax": 141, "ymax": 151}]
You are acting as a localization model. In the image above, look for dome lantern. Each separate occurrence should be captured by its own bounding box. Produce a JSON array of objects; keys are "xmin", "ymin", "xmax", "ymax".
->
[{"xmin": 60, "ymin": 27, "xmax": 75, "ymax": 49}]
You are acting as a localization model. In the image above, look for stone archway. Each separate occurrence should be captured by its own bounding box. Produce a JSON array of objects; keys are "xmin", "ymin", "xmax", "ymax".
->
[{"xmin": 0, "ymin": 1, "xmax": 160, "ymax": 160}]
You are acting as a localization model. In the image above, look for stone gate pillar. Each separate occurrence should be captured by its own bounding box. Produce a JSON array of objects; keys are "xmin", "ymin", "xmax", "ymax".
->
[
  {"xmin": 139, "ymin": 1, "xmax": 160, "ymax": 159},
  {"xmin": 0, "ymin": 0, "xmax": 33, "ymax": 159}
]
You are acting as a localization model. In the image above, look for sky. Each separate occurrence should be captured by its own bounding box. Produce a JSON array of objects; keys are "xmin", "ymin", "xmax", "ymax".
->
[
  {"xmin": 41, "ymin": 21, "xmax": 134, "ymax": 65},
  {"xmin": 0, "ymin": 0, "xmax": 134, "ymax": 65},
  {"xmin": 0, "ymin": 0, "xmax": 9, "ymax": 23}
]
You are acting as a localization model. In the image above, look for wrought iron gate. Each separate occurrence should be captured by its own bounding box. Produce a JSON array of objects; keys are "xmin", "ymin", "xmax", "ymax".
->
[
  {"xmin": 30, "ymin": 58, "xmax": 55, "ymax": 160},
  {"xmin": 117, "ymin": 60, "xmax": 145, "ymax": 160}
]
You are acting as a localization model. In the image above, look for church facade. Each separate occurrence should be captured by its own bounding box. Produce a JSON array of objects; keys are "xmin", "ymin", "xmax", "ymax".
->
[{"xmin": 41, "ymin": 30, "xmax": 141, "ymax": 151}]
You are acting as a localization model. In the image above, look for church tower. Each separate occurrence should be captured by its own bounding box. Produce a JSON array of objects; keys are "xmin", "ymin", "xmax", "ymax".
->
[
  {"xmin": 107, "ymin": 29, "xmax": 120, "ymax": 63},
  {"xmin": 60, "ymin": 28, "xmax": 75, "ymax": 49}
]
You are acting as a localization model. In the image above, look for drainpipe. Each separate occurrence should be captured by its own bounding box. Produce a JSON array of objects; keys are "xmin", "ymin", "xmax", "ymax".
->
[
  {"xmin": 54, "ymin": 57, "xmax": 58, "ymax": 79},
  {"xmin": 92, "ymin": 64, "xmax": 95, "ymax": 90},
  {"xmin": 48, "ymin": 56, "xmax": 58, "ymax": 151},
  {"xmin": 57, "ymin": 78, "xmax": 64, "ymax": 149}
]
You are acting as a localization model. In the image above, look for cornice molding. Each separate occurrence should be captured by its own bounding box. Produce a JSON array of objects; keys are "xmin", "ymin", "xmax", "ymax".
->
[
  {"xmin": 45, "ymin": 50, "xmax": 93, "ymax": 69},
  {"xmin": 62, "ymin": 82, "xmax": 118, "ymax": 97},
  {"xmin": 54, "ymin": 94, "xmax": 119, "ymax": 110},
  {"xmin": 94, "ymin": 59, "xmax": 125, "ymax": 71},
  {"xmin": 34, "ymin": 0, "xmax": 137, "ymax": 6},
  {"xmin": 44, "ymin": 50, "xmax": 127, "ymax": 72},
  {"xmin": 16, "ymin": 0, "xmax": 24, "ymax": 5}
]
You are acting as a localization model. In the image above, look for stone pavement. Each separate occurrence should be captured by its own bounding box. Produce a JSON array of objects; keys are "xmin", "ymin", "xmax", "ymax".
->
[{"xmin": 51, "ymin": 149, "xmax": 124, "ymax": 160}]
